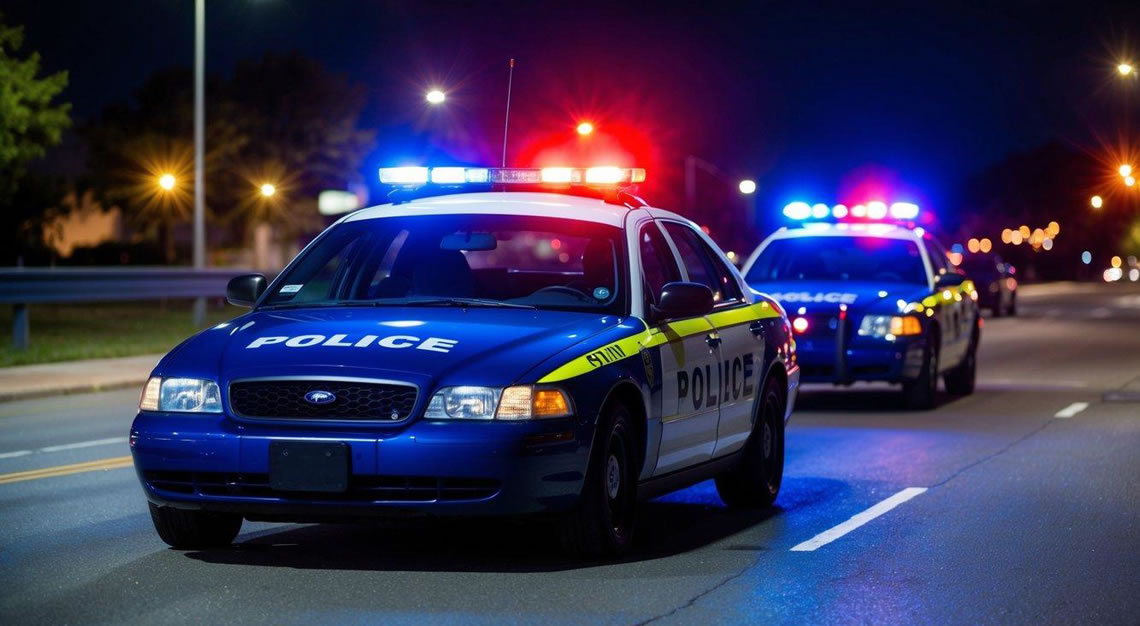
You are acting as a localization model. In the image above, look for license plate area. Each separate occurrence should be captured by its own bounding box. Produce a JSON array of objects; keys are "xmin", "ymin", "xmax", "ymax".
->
[{"xmin": 268, "ymin": 441, "xmax": 350, "ymax": 493}]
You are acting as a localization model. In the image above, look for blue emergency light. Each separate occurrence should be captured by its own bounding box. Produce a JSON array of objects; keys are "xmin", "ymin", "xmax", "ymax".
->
[{"xmin": 783, "ymin": 200, "xmax": 919, "ymax": 222}]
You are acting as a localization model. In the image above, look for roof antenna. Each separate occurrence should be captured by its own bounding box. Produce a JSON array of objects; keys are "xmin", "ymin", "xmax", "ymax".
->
[{"xmin": 501, "ymin": 58, "xmax": 515, "ymax": 167}]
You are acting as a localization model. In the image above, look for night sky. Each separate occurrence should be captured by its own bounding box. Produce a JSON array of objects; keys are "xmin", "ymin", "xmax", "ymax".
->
[{"xmin": 7, "ymin": 0, "xmax": 1139, "ymax": 219}]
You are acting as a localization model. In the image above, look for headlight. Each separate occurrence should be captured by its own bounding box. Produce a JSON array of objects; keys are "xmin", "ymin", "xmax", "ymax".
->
[
  {"xmin": 425, "ymin": 385, "xmax": 572, "ymax": 420},
  {"xmin": 858, "ymin": 315, "xmax": 922, "ymax": 339},
  {"xmin": 139, "ymin": 377, "xmax": 222, "ymax": 413}
]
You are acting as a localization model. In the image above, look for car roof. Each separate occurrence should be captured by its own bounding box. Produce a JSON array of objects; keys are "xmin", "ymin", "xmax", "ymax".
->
[
  {"xmin": 764, "ymin": 222, "xmax": 924, "ymax": 242},
  {"xmin": 344, "ymin": 191, "xmax": 644, "ymax": 228}
]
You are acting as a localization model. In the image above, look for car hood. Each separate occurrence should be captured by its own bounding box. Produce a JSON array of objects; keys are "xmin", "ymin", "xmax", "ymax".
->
[
  {"xmin": 747, "ymin": 280, "xmax": 930, "ymax": 316},
  {"xmin": 155, "ymin": 306, "xmax": 626, "ymax": 389}
]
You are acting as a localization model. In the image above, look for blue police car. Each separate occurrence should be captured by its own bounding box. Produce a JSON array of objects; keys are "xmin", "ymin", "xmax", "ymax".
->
[
  {"xmin": 741, "ymin": 201, "xmax": 979, "ymax": 410},
  {"xmin": 131, "ymin": 166, "xmax": 799, "ymax": 557}
]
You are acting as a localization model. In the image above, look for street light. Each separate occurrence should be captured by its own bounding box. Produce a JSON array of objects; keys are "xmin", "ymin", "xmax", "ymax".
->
[
  {"xmin": 426, "ymin": 89, "xmax": 446, "ymax": 104},
  {"xmin": 260, "ymin": 183, "xmax": 276, "ymax": 197},
  {"xmin": 1127, "ymin": 175, "xmax": 1137, "ymax": 187},
  {"xmin": 1119, "ymin": 164, "xmax": 1132, "ymax": 177},
  {"xmin": 1119, "ymin": 63, "xmax": 1134, "ymax": 76},
  {"xmin": 738, "ymin": 179, "xmax": 757, "ymax": 194},
  {"xmin": 158, "ymin": 174, "xmax": 176, "ymax": 191},
  {"xmin": 1091, "ymin": 195, "xmax": 1104, "ymax": 208},
  {"xmin": 576, "ymin": 121, "xmax": 594, "ymax": 136}
]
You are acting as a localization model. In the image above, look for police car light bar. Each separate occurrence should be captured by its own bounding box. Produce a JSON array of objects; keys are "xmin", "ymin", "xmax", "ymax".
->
[
  {"xmin": 380, "ymin": 166, "xmax": 646, "ymax": 188},
  {"xmin": 783, "ymin": 200, "xmax": 920, "ymax": 222}
]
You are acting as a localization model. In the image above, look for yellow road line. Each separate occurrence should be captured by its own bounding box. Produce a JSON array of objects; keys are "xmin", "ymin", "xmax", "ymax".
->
[{"xmin": 0, "ymin": 455, "xmax": 134, "ymax": 485}]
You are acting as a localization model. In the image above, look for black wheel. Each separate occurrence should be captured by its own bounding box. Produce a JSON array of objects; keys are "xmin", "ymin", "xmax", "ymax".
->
[
  {"xmin": 944, "ymin": 328, "xmax": 978, "ymax": 396},
  {"xmin": 715, "ymin": 377, "xmax": 785, "ymax": 508},
  {"xmin": 560, "ymin": 403, "xmax": 638, "ymax": 558},
  {"xmin": 902, "ymin": 332, "xmax": 939, "ymax": 410},
  {"xmin": 149, "ymin": 502, "xmax": 242, "ymax": 549}
]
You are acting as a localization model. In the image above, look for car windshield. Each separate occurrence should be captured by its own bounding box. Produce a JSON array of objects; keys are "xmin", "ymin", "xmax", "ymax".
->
[
  {"xmin": 746, "ymin": 236, "xmax": 927, "ymax": 285},
  {"xmin": 261, "ymin": 214, "xmax": 626, "ymax": 313}
]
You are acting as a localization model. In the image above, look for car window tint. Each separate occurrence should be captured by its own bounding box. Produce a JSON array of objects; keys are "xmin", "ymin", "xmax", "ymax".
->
[
  {"xmin": 662, "ymin": 222, "xmax": 741, "ymax": 303},
  {"xmin": 640, "ymin": 223, "xmax": 681, "ymax": 309}
]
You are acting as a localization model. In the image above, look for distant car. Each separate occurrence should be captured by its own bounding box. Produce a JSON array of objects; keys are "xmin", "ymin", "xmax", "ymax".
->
[
  {"xmin": 958, "ymin": 253, "xmax": 1016, "ymax": 316},
  {"xmin": 741, "ymin": 203, "xmax": 981, "ymax": 410},
  {"xmin": 130, "ymin": 166, "xmax": 799, "ymax": 558}
]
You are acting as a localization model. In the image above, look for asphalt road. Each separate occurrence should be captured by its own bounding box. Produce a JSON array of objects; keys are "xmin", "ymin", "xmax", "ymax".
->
[{"xmin": 2, "ymin": 282, "xmax": 1138, "ymax": 624}]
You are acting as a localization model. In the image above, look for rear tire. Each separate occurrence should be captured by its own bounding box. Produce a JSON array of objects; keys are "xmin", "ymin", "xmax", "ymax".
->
[
  {"xmin": 149, "ymin": 502, "xmax": 242, "ymax": 549},
  {"xmin": 902, "ymin": 333, "xmax": 939, "ymax": 410},
  {"xmin": 945, "ymin": 328, "xmax": 978, "ymax": 396},
  {"xmin": 715, "ymin": 377, "xmax": 785, "ymax": 509},
  {"xmin": 560, "ymin": 403, "xmax": 638, "ymax": 558}
]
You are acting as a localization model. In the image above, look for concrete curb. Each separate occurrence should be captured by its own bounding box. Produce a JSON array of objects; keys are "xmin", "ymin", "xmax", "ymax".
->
[
  {"xmin": 0, "ymin": 378, "xmax": 147, "ymax": 404},
  {"xmin": 0, "ymin": 353, "xmax": 162, "ymax": 404}
]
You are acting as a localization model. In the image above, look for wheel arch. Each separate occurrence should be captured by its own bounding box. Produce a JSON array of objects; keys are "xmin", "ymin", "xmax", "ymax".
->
[{"xmin": 596, "ymin": 379, "xmax": 650, "ymax": 477}]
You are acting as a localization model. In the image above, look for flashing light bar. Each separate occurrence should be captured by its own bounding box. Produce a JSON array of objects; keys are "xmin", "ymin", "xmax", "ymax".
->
[
  {"xmin": 783, "ymin": 200, "xmax": 921, "ymax": 222},
  {"xmin": 380, "ymin": 166, "xmax": 646, "ymax": 188}
]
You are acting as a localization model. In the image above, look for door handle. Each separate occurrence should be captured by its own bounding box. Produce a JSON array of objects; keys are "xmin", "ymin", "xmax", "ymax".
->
[
  {"xmin": 748, "ymin": 321, "xmax": 766, "ymax": 337},
  {"xmin": 705, "ymin": 334, "xmax": 722, "ymax": 349}
]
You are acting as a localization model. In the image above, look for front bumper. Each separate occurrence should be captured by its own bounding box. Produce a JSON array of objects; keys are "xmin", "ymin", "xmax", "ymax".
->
[
  {"xmin": 130, "ymin": 412, "xmax": 592, "ymax": 520},
  {"xmin": 795, "ymin": 333, "xmax": 925, "ymax": 384}
]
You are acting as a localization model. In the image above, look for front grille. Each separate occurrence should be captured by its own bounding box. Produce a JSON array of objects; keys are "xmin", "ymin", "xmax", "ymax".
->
[
  {"xmin": 229, "ymin": 379, "xmax": 417, "ymax": 421},
  {"xmin": 144, "ymin": 471, "xmax": 500, "ymax": 502}
]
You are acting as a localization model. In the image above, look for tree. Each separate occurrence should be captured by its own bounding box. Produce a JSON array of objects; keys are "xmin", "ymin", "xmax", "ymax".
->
[
  {"xmin": 84, "ymin": 52, "xmax": 375, "ymax": 263},
  {"xmin": 0, "ymin": 13, "xmax": 71, "ymax": 260},
  {"xmin": 220, "ymin": 52, "xmax": 375, "ymax": 236}
]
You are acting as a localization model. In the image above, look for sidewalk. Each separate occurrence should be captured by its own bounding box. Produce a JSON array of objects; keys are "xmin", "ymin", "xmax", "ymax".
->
[{"xmin": 0, "ymin": 354, "xmax": 162, "ymax": 402}]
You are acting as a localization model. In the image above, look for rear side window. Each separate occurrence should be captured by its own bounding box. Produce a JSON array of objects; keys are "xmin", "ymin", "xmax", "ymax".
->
[{"xmin": 662, "ymin": 222, "xmax": 743, "ymax": 304}]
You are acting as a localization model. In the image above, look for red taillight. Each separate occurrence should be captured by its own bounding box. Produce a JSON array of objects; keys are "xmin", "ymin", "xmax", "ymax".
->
[{"xmin": 792, "ymin": 316, "xmax": 809, "ymax": 333}]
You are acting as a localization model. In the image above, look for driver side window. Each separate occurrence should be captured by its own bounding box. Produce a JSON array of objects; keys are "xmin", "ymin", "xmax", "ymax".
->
[{"xmin": 639, "ymin": 223, "xmax": 681, "ymax": 313}]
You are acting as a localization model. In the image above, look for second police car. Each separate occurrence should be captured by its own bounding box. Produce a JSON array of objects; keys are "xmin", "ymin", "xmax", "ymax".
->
[
  {"xmin": 741, "ymin": 201, "xmax": 979, "ymax": 410},
  {"xmin": 130, "ymin": 166, "xmax": 799, "ymax": 557}
]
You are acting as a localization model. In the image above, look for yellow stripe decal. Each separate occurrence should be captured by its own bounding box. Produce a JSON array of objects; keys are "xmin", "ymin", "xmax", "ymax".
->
[
  {"xmin": 538, "ymin": 302, "xmax": 781, "ymax": 383},
  {"xmin": 0, "ymin": 455, "xmax": 134, "ymax": 485}
]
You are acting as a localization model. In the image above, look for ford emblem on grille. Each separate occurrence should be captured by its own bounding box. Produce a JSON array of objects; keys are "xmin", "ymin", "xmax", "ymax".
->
[{"xmin": 303, "ymin": 390, "xmax": 337, "ymax": 405}]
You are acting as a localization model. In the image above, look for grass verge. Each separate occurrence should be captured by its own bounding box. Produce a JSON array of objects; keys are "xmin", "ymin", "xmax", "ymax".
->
[{"xmin": 0, "ymin": 301, "xmax": 242, "ymax": 367}]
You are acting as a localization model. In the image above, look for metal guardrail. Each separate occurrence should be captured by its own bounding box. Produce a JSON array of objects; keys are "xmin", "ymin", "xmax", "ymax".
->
[{"xmin": 0, "ymin": 267, "xmax": 254, "ymax": 350}]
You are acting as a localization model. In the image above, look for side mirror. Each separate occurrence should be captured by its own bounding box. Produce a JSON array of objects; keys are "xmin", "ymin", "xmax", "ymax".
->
[
  {"xmin": 936, "ymin": 272, "xmax": 966, "ymax": 287},
  {"xmin": 226, "ymin": 274, "xmax": 267, "ymax": 307},
  {"xmin": 654, "ymin": 281, "xmax": 714, "ymax": 320}
]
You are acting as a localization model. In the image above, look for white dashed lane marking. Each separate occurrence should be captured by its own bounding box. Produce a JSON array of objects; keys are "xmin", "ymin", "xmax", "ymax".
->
[
  {"xmin": 0, "ymin": 436, "xmax": 127, "ymax": 459},
  {"xmin": 1054, "ymin": 402, "xmax": 1090, "ymax": 419},
  {"xmin": 790, "ymin": 487, "xmax": 928, "ymax": 552}
]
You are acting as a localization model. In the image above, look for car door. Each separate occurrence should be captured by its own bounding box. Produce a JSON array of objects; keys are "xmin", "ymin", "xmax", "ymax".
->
[
  {"xmin": 639, "ymin": 221, "xmax": 722, "ymax": 476},
  {"xmin": 660, "ymin": 221, "xmax": 762, "ymax": 458},
  {"xmin": 924, "ymin": 237, "xmax": 969, "ymax": 367}
]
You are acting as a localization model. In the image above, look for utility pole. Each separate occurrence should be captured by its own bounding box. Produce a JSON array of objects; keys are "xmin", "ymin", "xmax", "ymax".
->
[{"xmin": 192, "ymin": 0, "xmax": 206, "ymax": 327}]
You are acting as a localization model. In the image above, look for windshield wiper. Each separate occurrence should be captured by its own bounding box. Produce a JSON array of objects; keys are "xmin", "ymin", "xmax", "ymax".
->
[{"xmin": 402, "ymin": 297, "xmax": 537, "ymax": 310}]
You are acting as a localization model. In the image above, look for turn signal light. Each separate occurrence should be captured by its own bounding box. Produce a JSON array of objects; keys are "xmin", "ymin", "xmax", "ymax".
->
[{"xmin": 889, "ymin": 316, "xmax": 922, "ymax": 336}]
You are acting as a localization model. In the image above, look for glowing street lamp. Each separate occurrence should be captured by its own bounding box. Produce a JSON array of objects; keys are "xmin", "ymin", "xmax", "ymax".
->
[
  {"xmin": 158, "ymin": 174, "xmax": 176, "ymax": 191},
  {"xmin": 1091, "ymin": 195, "xmax": 1104, "ymax": 209},
  {"xmin": 738, "ymin": 179, "xmax": 757, "ymax": 194},
  {"xmin": 1119, "ymin": 63, "xmax": 1134, "ymax": 76},
  {"xmin": 425, "ymin": 89, "xmax": 446, "ymax": 104},
  {"xmin": 1127, "ymin": 175, "xmax": 1137, "ymax": 187},
  {"xmin": 1120, "ymin": 164, "xmax": 1133, "ymax": 177},
  {"xmin": 260, "ymin": 183, "xmax": 277, "ymax": 197},
  {"xmin": 576, "ymin": 121, "xmax": 594, "ymax": 136}
]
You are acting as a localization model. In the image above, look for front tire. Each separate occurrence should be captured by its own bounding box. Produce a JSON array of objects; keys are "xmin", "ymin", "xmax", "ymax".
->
[
  {"xmin": 902, "ymin": 332, "xmax": 939, "ymax": 410},
  {"xmin": 149, "ymin": 502, "xmax": 242, "ymax": 549},
  {"xmin": 560, "ymin": 403, "xmax": 638, "ymax": 558},
  {"xmin": 715, "ymin": 377, "xmax": 785, "ymax": 509}
]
